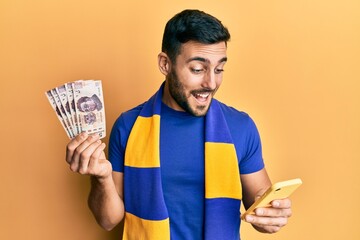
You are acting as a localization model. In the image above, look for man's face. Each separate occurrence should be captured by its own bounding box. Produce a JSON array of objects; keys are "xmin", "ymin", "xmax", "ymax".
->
[
  {"xmin": 80, "ymin": 99, "xmax": 96, "ymax": 112},
  {"xmin": 163, "ymin": 41, "xmax": 227, "ymax": 117}
]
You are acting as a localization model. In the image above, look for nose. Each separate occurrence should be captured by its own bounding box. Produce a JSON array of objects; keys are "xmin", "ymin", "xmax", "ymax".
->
[{"xmin": 201, "ymin": 71, "xmax": 217, "ymax": 90}]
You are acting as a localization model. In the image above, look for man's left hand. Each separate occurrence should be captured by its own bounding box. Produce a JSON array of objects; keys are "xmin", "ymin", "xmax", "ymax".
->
[{"xmin": 244, "ymin": 198, "xmax": 292, "ymax": 233}]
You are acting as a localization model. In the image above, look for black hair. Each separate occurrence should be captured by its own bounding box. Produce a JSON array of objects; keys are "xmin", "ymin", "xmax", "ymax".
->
[{"xmin": 161, "ymin": 9, "xmax": 231, "ymax": 63}]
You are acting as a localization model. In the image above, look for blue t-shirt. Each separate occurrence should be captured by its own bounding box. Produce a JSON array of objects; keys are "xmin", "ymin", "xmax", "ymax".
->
[{"xmin": 109, "ymin": 100, "xmax": 264, "ymax": 239}]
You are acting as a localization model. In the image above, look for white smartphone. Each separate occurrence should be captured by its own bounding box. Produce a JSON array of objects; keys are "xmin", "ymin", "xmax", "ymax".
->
[{"xmin": 241, "ymin": 178, "xmax": 302, "ymax": 220}]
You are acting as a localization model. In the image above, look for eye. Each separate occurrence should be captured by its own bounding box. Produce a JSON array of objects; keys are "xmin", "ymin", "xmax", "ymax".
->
[
  {"xmin": 191, "ymin": 68, "xmax": 204, "ymax": 74},
  {"xmin": 215, "ymin": 68, "xmax": 224, "ymax": 74}
]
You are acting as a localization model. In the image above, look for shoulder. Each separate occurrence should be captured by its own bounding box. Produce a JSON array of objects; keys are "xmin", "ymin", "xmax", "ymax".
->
[
  {"xmin": 109, "ymin": 102, "xmax": 145, "ymax": 153},
  {"xmin": 215, "ymin": 100, "xmax": 264, "ymax": 173},
  {"xmin": 121, "ymin": 102, "xmax": 145, "ymax": 120},
  {"xmin": 215, "ymin": 99, "xmax": 260, "ymax": 143},
  {"xmin": 215, "ymin": 100, "xmax": 254, "ymax": 127},
  {"xmin": 112, "ymin": 102, "xmax": 145, "ymax": 131}
]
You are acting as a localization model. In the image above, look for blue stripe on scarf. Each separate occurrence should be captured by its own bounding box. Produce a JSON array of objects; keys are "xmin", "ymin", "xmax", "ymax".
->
[
  {"xmin": 138, "ymin": 89, "xmax": 162, "ymax": 117},
  {"xmin": 205, "ymin": 99, "xmax": 234, "ymax": 144},
  {"xmin": 204, "ymin": 198, "xmax": 241, "ymax": 239},
  {"xmin": 124, "ymin": 166, "xmax": 168, "ymax": 220}
]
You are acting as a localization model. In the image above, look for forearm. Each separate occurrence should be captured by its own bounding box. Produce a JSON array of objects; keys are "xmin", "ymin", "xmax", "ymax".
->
[
  {"xmin": 88, "ymin": 175, "xmax": 124, "ymax": 231},
  {"xmin": 241, "ymin": 169, "xmax": 292, "ymax": 233},
  {"xmin": 241, "ymin": 169, "xmax": 272, "ymax": 209}
]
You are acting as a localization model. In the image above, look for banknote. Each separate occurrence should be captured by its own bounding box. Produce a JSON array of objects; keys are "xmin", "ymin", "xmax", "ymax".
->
[
  {"xmin": 65, "ymin": 83, "xmax": 80, "ymax": 135},
  {"xmin": 45, "ymin": 90, "xmax": 73, "ymax": 139},
  {"xmin": 51, "ymin": 88, "xmax": 75, "ymax": 138},
  {"xmin": 56, "ymin": 85, "xmax": 77, "ymax": 136},
  {"xmin": 72, "ymin": 80, "xmax": 106, "ymax": 138},
  {"xmin": 45, "ymin": 80, "xmax": 106, "ymax": 139}
]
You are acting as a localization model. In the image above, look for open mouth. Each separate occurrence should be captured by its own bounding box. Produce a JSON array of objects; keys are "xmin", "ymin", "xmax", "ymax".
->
[{"xmin": 192, "ymin": 92, "xmax": 211, "ymax": 103}]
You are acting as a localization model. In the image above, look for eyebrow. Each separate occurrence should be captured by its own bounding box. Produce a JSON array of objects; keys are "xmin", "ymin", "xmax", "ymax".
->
[{"xmin": 186, "ymin": 56, "xmax": 228, "ymax": 64}]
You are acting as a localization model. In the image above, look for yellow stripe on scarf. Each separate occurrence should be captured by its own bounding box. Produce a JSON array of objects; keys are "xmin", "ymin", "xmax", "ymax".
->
[
  {"xmin": 123, "ymin": 212, "xmax": 170, "ymax": 240},
  {"xmin": 125, "ymin": 115, "xmax": 160, "ymax": 168},
  {"xmin": 205, "ymin": 142, "xmax": 242, "ymax": 199}
]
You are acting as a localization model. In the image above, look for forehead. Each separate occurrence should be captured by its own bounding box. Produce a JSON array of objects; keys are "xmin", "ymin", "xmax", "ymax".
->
[{"xmin": 177, "ymin": 41, "xmax": 227, "ymax": 63}]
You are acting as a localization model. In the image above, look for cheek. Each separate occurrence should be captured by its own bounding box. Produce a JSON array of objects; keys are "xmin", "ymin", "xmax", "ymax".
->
[
  {"xmin": 216, "ymin": 76, "xmax": 223, "ymax": 87},
  {"xmin": 215, "ymin": 73, "xmax": 224, "ymax": 85},
  {"xmin": 183, "ymin": 70, "xmax": 206, "ymax": 86},
  {"xmin": 175, "ymin": 68, "xmax": 199, "ymax": 89}
]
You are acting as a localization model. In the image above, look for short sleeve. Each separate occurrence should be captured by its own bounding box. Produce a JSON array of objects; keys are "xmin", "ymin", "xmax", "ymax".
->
[
  {"xmin": 220, "ymin": 104, "xmax": 265, "ymax": 174},
  {"xmin": 108, "ymin": 104, "xmax": 144, "ymax": 172},
  {"xmin": 108, "ymin": 116, "xmax": 126, "ymax": 172},
  {"xmin": 238, "ymin": 116, "xmax": 265, "ymax": 174}
]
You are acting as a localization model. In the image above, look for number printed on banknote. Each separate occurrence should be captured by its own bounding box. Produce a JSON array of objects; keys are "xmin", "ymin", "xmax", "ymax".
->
[{"xmin": 45, "ymin": 80, "xmax": 106, "ymax": 139}]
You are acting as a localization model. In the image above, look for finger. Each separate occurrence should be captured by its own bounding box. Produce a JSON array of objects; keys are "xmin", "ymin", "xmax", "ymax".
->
[
  {"xmin": 271, "ymin": 198, "xmax": 292, "ymax": 209},
  {"xmin": 66, "ymin": 132, "xmax": 88, "ymax": 163},
  {"xmin": 78, "ymin": 140, "xmax": 102, "ymax": 174},
  {"xmin": 256, "ymin": 224, "xmax": 282, "ymax": 234},
  {"xmin": 69, "ymin": 134, "xmax": 100, "ymax": 172},
  {"xmin": 99, "ymin": 149, "xmax": 106, "ymax": 159},
  {"xmin": 70, "ymin": 134, "xmax": 99, "ymax": 171},
  {"xmin": 87, "ymin": 143, "xmax": 106, "ymax": 176},
  {"xmin": 245, "ymin": 214, "xmax": 288, "ymax": 228},
  {"xmin": 254, "ymin": 188, "xmax": 267, "ymax": 200},
  {"xmin": 255, "ymin": 207, "xmax": 292, "ymax": 218}
]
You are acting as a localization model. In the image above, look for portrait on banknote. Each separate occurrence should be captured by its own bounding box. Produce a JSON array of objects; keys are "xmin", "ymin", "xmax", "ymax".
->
[{"xmin": 76, "ymin": 94, "xmax": 103, "ymax": 112}]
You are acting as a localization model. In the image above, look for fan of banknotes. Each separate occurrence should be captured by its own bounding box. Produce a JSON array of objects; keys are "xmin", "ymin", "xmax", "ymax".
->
[{"xmin": 45, "ymin": 80, "xmax": 106, "ymax": 139}]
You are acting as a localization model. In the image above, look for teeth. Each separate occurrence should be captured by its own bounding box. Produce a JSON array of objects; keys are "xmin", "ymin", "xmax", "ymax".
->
[{"xmin": 195, "ymin": 93, "xmax": 210, "ymax": 98}]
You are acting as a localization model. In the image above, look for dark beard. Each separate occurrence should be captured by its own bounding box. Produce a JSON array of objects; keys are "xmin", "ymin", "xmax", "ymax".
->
[{"xmin": 167, "ymin": 69, "xmax": 212, "ymax": 117}]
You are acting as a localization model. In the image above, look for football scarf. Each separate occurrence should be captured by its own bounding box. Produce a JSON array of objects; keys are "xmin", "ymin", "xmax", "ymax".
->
[{"xmin": 123, "ymin": 83, "xmax": 242, "ymax": 239}]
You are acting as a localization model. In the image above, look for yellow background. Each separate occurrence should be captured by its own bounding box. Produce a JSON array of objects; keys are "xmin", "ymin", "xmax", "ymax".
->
[{"xmin": 1, "ymin": 0, "xmax": 359, "ymax": 239}]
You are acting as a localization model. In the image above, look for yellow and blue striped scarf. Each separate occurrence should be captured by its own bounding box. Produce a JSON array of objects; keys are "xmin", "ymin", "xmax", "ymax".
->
[{"xmin": 123, "ymin": 83, "xmax": 242, "ymax": 239}]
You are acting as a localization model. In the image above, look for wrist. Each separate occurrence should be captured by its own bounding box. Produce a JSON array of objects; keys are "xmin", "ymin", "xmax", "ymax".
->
[
  {"xmin": 91, "ymin": 174, "xmax": 113, "ymax": 186},
  {"xmin": 92, "ymin": 159, "xmax": 113, "ymax": 183}
]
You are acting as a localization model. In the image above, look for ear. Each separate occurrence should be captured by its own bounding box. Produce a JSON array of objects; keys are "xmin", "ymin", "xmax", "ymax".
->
[{"xmin": 158, "ymin": 52, "xmax": 171, "ymax": 76}]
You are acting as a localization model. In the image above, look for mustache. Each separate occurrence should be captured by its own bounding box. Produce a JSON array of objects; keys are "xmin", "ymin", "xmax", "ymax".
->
[{"xmin": 190, "ymin": 88, "xmax": 217, "ymax": 95}]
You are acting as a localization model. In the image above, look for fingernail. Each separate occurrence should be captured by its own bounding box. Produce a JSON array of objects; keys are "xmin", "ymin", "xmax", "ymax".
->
[
  {"xmin": 90, "ymin": 134, "xmax": 99, "ymax": 140},
  {"xmin": 256, "ymin": 209, "xmax": 264, "ymax": 216},
  {"xmin": 273, "ymin": 201, "xmax": 280, "ymax": 207},
  {"xmin": 245, "ymin": 215, "xmax": 254, "ymax": 222}
]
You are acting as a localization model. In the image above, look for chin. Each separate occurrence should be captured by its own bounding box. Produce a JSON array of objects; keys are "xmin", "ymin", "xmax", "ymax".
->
[{"xmin": 190, "ymin": 105, "xmax": 210, "ymax": 117}]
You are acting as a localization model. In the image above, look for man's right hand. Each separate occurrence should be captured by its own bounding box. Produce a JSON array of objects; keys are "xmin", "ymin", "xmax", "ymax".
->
[
  {"xmin": 66, "ymin": 132, "xmax": 124, "ymax": 230},
  {"xmin": 66, "ymin": 132, "xmax": 112, "ymax": 179}
]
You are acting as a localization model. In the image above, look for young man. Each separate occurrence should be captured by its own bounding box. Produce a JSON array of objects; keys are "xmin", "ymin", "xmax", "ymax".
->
[{"xmin": 66, "ymin": 9, "xmax": 292, "ymax": 239}]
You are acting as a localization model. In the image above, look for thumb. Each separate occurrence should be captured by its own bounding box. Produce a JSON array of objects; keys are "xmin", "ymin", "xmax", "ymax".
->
[
  {"xmin": 100, "ymin": 150, "xmax": 106, "ymax": 159},
  {"xmin": 255, "ymin": 188, "xmax": 267, "ymax": 201}
]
